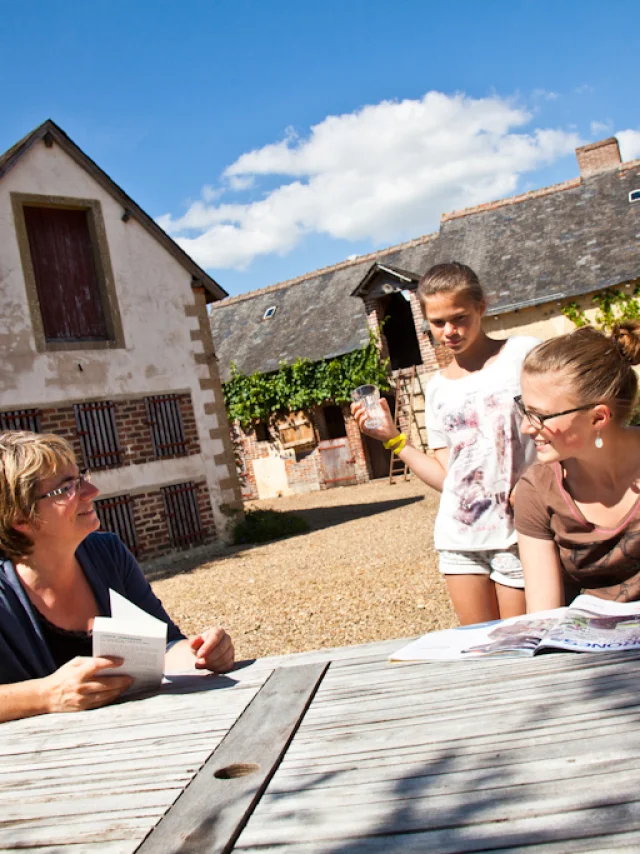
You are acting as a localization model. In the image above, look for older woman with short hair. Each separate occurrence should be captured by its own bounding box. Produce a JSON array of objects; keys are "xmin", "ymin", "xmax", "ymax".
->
[{"xmin": 0, "ymin": 430, "xmax": 234, "ymax": 723}]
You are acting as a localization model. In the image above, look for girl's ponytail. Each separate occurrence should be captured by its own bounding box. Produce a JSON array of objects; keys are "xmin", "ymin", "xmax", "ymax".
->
[{"xmin": 611, "ymin": 321, "xmax": 640, "ymax": 367}]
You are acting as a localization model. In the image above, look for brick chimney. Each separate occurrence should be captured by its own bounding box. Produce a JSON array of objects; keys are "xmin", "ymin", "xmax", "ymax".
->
[{"xmin": 576, "ymin": 137, "xmax": 621, "ymax": 176}]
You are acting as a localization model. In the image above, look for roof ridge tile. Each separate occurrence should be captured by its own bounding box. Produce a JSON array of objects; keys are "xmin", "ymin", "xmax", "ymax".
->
[{"xmin": 441, "ymin": 177, "xmax": 583, "ymax": 222}]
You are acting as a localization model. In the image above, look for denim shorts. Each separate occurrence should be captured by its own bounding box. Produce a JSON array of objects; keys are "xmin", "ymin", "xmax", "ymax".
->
[{"xmin": 438, "ymin": 545, "xmax": 524, "ymax": 589}]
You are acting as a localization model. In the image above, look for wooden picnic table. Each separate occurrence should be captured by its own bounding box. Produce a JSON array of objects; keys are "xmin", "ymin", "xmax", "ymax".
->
[{"xmin": 3, "ymin": 637, "xmax": 640, "ymax": 853}]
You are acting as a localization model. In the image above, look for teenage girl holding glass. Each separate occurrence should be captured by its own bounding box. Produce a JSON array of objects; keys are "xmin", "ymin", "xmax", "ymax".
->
[{"xmin": 353, "ymin": 262, "xmax": 539, "ymax": 624}]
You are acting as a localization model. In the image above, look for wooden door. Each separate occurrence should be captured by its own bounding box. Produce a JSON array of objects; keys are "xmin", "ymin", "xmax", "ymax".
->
[{"xmin": 318, "ymin": 439, "xmax": 356, "ymax": 487}]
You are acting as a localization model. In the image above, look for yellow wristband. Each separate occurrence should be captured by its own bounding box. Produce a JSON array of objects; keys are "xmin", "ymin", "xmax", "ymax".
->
[
  {"xmin": 383, "ymin": 433, "xmax": 405, "ymax": 450},
  {"xmin": 392, "ymin": 434, "xmax": 407, "ymax": 455}
]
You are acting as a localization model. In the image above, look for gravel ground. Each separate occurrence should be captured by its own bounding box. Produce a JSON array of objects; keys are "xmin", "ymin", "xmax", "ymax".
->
[{"xmin": 150, "ymin": 479, "xmax": 457, "ymax": 661}]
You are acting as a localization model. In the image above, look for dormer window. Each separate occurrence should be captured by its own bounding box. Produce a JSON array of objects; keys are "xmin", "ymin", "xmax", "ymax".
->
[
  {"xmin": 630, "ymin": 190, "xmax": 640, "ymax": 204},
  {"xmin": 263, "ymin": 306, "xmax": 277, "ymax": 320}
]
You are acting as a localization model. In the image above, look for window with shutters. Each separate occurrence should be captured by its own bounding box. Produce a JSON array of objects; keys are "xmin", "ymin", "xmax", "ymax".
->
[
  {"xmin": 95, "ymin": 494, "xmax": 138, "ymax": 555},
  {"xmin": 11, "ymin": 193, "xmax": 125, "ymax": 352},
  {"xmin": 145, "ymin": 395, "xmax": 188, "ymax": 458},
  {"xmin": 0, "ymin": 409, "xmax": 41, "ymax": 433},
  {"xmin": 162, "ymin": 482, "xmax": 204, "ymax": 547},
  {"xmin": 74, "ymin": 401, "xmax": 122, "ymax": 469}
]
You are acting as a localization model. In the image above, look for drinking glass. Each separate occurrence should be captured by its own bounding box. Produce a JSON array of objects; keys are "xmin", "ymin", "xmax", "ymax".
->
[{"xmin": 352, "ymin": 385, "xmax": 383, "ymax": 430}]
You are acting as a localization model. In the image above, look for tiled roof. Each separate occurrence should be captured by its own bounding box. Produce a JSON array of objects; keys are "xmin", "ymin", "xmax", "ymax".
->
[
  {"xmin": 210, "ymin": 234, "xmax": 437, "ymax": 381},
  {"xmin": 211, "ymin": 155, "xmax": 640, "ymax": 380}
]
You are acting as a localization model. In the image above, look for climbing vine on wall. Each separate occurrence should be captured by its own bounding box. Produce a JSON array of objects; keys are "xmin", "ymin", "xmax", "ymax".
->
[
  {"xmin": 223, "ymin": 332, "xmax": 390, "ymax": 427},
  {"xmin": 561, "ymin": 282, "xmax": 640, "ymax": 332}
]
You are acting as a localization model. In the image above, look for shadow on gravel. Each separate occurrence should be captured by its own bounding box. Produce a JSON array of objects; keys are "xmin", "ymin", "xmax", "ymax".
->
[
  {"xmin": 144, "ymin": 495, "xmax": 424, "ymax": 583},
  {"xmin": 289, "ymin": 495, "xmax": 424, "ymax": 532}
]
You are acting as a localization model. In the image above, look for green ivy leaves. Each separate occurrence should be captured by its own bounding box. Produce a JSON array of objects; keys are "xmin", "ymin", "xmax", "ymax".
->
[
  {"xmin": 223, "ymin": 332, "xmax": 390, "ymax": 427},
  {"xmin": 561, "ymin": 283, "xmax": 640, "ymax": 333}
]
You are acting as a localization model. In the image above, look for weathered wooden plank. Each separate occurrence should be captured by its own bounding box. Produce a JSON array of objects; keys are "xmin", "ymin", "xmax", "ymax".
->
[
  {"xmin": 0, "ymin": 736, "xmax": 226, "ymax": 773},
  {"xmin": 0, "ymin": 788, "xmax": 184, "ymax": 822},
  {"xmin": 0, "ymin": 814, "xmax": 157, "ymax": 848},
  {"xmin": 135, "ymin": 662, "xmax": 328, "ymax": 854},
  {"xmin": 0, "ymin": 678, "xmax": 260, "ymax": 743},
  {"xmin": 235, "ymin": 650, "xmax": 640, "ymax": 852},
  {"xmin": 277, "ymin": 716, "xmax": 640, "ymax": 773},
  {"xmin": 303, "ymin": 660, "xmax": 640, "ymax": 711},
  {"xmin": 0, "ymin": 754, "xmax": 207, "ymax": 788},
  {"xmin": 257, "ymin": 753, "xmax": 640, "ymax": 811},
  {"xmin": 0, "ymin": 669, "xmax": 272, "ymax": 854},
  {"xmin": 238, "ymin": 786, "xmax": 640, "ymax": 847},
  {"xmin": 0, "ymin": 843, "xmax": 133, "ymax": 854},
  {"xmin": 236, "ymin": 825, "xmax": 640, "ymax": 854},
  {"xmin": 0, "ymin": 768, "xmax": 193, "ymax": 796},
  {"xmin": 266, "ymin": 738, "xmax": 640, "ymax": 792}
]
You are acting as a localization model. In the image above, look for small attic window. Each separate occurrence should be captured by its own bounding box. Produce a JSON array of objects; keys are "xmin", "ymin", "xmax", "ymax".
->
[
  {"xmin": 630, "ymin": 190, "xmax": 640, "ymax": 203},
  {"xmin": 263, "ymin": 306, "xmax": 277, "ymax": 320}
]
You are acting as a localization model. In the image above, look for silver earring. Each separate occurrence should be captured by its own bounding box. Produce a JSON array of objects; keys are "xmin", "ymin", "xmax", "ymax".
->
[{"xmin": 595, "ymin": 432, "xmax": 603, "ymax": 449}]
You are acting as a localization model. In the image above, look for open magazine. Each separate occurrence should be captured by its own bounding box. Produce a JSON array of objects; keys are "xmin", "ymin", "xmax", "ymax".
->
[{"xmin": 391, "ymin": 594, "xmax": 640, "ymax": 661}]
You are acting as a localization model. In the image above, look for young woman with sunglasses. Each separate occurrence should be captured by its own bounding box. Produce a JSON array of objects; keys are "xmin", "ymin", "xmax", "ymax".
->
[
  {"xmin": 514, "ymin": 322, "xmax": 640, "ymax": 612},
  {"xmin": 0, "ymin": 430, "xmax": 234, "ymax": 722}
]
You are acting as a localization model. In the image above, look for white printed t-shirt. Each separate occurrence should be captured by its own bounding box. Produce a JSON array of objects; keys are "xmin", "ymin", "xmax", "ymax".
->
[{"xmin": 426, "ymin": 336, "xmax": 540, "ymax": 552}]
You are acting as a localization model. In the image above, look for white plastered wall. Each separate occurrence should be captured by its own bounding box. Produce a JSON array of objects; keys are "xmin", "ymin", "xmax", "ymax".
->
[{"xmin": 0, "ymin": 140, "xmax": 237, "ymax": 542}]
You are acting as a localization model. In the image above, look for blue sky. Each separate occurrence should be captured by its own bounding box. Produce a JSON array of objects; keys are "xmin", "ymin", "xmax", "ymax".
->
[{"xmin": 2, "ymin": 1, "xmax": 639, "ymax": 297}]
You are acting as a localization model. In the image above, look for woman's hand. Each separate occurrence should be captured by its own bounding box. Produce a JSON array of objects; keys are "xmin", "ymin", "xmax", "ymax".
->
[
  {"xmin": 350, "ymin": 398, "xmax": 398, "ymax": 444},
  {"xmin": 40, "ymin": 656, "xmax": 133, "ymax": 713},
  {"xmin": 189, "ymin": 627, "xmax": 235, "ymax": 673}
]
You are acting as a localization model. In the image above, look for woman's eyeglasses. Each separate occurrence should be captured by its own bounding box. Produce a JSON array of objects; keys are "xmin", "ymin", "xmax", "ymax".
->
[
  {"xmin": 37, "ymin": 471, "xmax": 92, "ymax": 502},
  {"xmin": 513, "ymin": 396, "xmax": 597, "ymax": 430}
]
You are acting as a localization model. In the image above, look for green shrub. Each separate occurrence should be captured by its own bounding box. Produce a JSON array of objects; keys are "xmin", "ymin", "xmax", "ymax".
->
[{"xmin": 233, "ymin": 509, "xmax": 310, "ymax": 545}]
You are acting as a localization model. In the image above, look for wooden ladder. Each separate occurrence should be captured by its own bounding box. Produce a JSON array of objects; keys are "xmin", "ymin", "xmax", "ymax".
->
[{"xmin": 389, "ymin": 366, "xmax": 416, "ymax": 483}]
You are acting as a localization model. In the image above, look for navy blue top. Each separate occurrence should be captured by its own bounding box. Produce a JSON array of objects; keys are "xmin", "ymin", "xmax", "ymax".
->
[{"xmin": 0, "ymin": 532, "xmax": 186, "ymax": 685}]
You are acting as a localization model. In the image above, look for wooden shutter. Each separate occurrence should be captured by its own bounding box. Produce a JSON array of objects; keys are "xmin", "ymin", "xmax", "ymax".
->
[
  {"xmin": 23, "ymin": 206, "xmax": 109, "ymax": 341},
  {"xmin": 95, "ymin": 495, "xmax": 138, "ymax": 555},
  {"xmin": 74, "ymin": 401, "xmax": 122, "ymax": 469},
  {"xmin": 276, "ymin": 411, "xmax": 315, "ymax": 449},
  {"xmin": 145, "ymin": 395, "xmax": 188, "ymax": 458},
  {"xmin": 162, "ymin": 482, "xmax": 204, "ymax": 547},
  {"xmin": 0, "ymin": 409, "xmax": 41, "ymax": 432}
]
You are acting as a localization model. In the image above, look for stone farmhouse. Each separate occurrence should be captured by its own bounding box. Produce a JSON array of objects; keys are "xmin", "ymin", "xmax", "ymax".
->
[
  {"xmin": 213, "ymin": 135, "xmax": 640, "ymax": 501},
  {"xmin": 0, "ymin": 120, "xmax": 242, "ymax": 559}
]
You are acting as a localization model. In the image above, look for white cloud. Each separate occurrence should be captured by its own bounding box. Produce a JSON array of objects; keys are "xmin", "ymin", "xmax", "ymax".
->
[
  {"xmin": 202, "ymin": 184, "xmax": 224, "ymax": 202},
  {"xmin": 617, "ymin": 129, "xmax": 640, "ymax": 162},
  {"xmin": 591, "ymin": 119, "xmax": 613, "ymax": 137},
  {"xmin": 158, "ymin": 91, "xmax": 582, "ymax": 270},
  {"xmin": 532, "ymin": 89, "xmax": 559, "ymax": 102}
]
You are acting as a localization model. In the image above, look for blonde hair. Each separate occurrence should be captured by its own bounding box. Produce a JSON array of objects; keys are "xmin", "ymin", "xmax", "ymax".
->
[
  {"xmin": 417, "ymin": 262, "xmax": 485, "ymax": 309},
  {"xmin": 522, "ymin": 323, "xmax": 640, "ymax": 423},
  {"xmin": 0, "ymin": 431, "xmax": 76, "ymax": 560}
]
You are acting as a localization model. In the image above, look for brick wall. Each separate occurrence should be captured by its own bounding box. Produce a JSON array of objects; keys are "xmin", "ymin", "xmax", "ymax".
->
[
  {"xmin": 20, "ymin": 393, "xmax": 200, "ymax": 470},
  {"xmin": 233, "ymin": 404, "xmax": 372, "ymax": 499},
  {"xmin": 133, "ymin": 480, "xmax": 216, "ymax": 559},
  {"xmin": 39, "ymin": 405, "xmax": 83, "ymax": 461},
  {"xmin": 117, "ymin": 394, "xmax": 200, "ymax": 466},
  {"xmin": 285, "ymin": 448, "xmax": 322, "ymax": 493},
  {"xmin": 576, "ymin": 138, "xmax": 621, "ymax": 177},
  {"xmin": 364, "ymin": 298, "xmax": 390, "ymax": 361},
  {"xmin": 4, "ymin": 395, "xmax": 210, "ymax": 560},
  {"xmin": 343, "ymin": 406, "xmax": 369, "ymax": 484}
]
